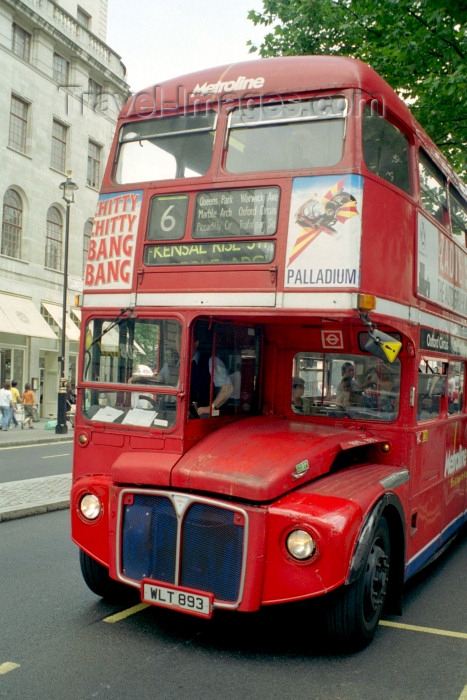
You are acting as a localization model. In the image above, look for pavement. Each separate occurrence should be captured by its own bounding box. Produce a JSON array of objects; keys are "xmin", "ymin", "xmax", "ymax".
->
[{"xmin": 0, "ymin": 418, "xmax": 73, "ymax": 522}]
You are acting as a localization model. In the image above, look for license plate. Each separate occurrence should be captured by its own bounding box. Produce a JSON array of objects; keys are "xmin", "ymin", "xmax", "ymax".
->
[{"xmin": 141, "ymin": 579, "xmax": 213, "ymax": 618}]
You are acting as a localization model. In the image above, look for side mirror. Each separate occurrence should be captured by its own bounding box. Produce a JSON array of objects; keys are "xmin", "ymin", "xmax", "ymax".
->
[{"xmin": 365, "ymin": 329, "xmax": 402, "ymax": 363}]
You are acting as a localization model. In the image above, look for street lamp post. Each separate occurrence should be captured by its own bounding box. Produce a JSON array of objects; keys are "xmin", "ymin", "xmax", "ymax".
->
[{"xmin": 55, "ymin": 172, "xmax": 78, "ymax": 434}]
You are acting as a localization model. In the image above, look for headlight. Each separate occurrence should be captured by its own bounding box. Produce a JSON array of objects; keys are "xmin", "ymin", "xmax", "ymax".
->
[
  {"xmin": 79, "ymin": 493, "xmax": 101, "ymax": 521},
  {"xmin": 286, "ymin": 529, "xmax": 316, "ymax": 561}
]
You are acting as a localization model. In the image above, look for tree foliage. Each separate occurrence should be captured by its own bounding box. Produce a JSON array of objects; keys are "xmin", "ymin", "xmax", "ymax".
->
[{"xmin": 248, "ymin": 0, "xmax": 467, "ymax": 177}]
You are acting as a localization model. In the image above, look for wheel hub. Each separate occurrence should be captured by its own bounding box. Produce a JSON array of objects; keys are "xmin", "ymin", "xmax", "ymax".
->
[{"xmin": 364, "ymin": 541, "xmax": 389, "ymax": 616}]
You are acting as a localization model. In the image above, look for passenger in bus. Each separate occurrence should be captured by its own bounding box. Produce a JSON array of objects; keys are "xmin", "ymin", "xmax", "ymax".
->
[
  {"xmin": 154, "ymin": 348, "xmax": 180, "ymax": 386},
  {"xmin": 291, "ymin": 376, "xmax": 305, "ymax": 412},
  {"xmin": 337, "ymin": 362, "xmax": 359, "ymax": 392},
  {"xmin": 191, "ymin": 335, "xmax": 233, "ymax": 417},
  {"xmin": 335, "ymin": 362, "xmax": 363, "ymax": 407},
  {"xmin": 335, "ymin": 376, "xmax": 352, "ymax": 408},
  {"xmin": 418, "ymin": 395, "xmax": 436, "ymax": 420},
  {"xmin": 362, "ymin": 366, "xmax": 396, "ymax": 414},
  {"xmin": 129, "ymin": 364, "xmax": 154, "ymax": 383},
  {"xmin": 127, "ymin": 365, "xmax": 155, "ymax": 409}
]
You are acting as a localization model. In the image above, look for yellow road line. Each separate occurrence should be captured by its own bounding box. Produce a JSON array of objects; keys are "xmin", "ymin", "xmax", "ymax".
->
[
  {"xmin": 103, "ymin": 603, "xmax": 149, "ymax": 623},
  {"xmin": 458, "ymin": 685, "xmax": 467, "ymax": 700},
  {"xmin": 0, "ymin": 662, "xmax": 20, "ymax": 675},
  {"xmin": 380, "ymin": 620, "xmax": 467, "ymax": 639}
]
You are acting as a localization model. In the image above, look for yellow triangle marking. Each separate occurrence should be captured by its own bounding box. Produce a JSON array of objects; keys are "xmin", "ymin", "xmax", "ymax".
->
[{"xmin": 381, "ymin": 341, "xmax": 402, "ymax": 363}]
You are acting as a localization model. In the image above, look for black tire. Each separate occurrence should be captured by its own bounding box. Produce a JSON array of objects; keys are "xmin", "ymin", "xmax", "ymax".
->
[
  {"xmin": 79, "ymin": 549, "xmax": 135, "ymax": 602},
  {"xmin": 327, "ymin": 516, "xmax": 391, "ymax": 649}
]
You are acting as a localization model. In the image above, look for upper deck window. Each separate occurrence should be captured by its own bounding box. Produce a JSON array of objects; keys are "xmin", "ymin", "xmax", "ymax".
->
[
  {"xmin": 449, "ymin": 185, "xmax": 467, "ymax": 242},
  {"xmin": 362, "ymin": 106, "xmax": 410, "ymax": 193},
  {"xmin": 419, "ymin": 150, "xmax": 448, "ymax": 223},
  {"xmin": 225, "ymin": 97, "xmax": 347, "ymax": 174},
  {"xmin": 115, "ymin": 113, "xmax": 216, "ymax": 184}
]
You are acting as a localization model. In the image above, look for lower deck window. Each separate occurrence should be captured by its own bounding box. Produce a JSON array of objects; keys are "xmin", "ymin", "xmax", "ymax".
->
[{"xmin": 292, "ymin": 352, "xmax": 401, "ymax": 422}]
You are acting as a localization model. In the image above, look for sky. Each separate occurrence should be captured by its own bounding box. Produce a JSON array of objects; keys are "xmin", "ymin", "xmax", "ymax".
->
[{"xmin": 106, "ymin": 0, "xmax": 268, "ymax": 92}]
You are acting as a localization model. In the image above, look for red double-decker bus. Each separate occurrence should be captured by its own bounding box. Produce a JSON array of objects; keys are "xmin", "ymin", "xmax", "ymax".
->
[{"xmin": 72, "ymin": 56, "xmax": 467, "ymax": 648}]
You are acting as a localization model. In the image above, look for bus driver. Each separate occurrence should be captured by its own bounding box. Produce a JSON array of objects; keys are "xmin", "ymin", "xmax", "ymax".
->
[{"xmin": 190, "ymin": 335, "xmax": 233, "ymax": 417}]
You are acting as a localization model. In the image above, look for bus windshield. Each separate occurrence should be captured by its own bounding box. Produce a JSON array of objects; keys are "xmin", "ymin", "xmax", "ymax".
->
[
  {"xmin": 226, "ymin": 97, "xmax": 347, "ymax": 173},
  {"xmin": 115, "ymin": 112, "xmax": 216, "ymax": 183},
  {"xmin": 81, "ymin": 317, "xmax": 181, "ymax": 429},
  {"xmin": 83, "ymin": 317, "xmax": 181, "ymax": 385}
]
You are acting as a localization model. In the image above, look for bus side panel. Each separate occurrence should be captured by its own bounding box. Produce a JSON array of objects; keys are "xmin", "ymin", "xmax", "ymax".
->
[
  {"xmin": 406, "ymin": 422, "xmax": 444, "ymax": 575},
  {"xmin": 442, "ymin": 418, "xmax": 467, "ymax": 539}
]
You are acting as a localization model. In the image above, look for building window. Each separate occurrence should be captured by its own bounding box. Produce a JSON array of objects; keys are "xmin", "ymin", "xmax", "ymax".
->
[
  {"xmin": 0, "ymin": 348, "xmax": 24, "ymax": 388},
  {"xmin": 51, "ymin": 119, "xmax": 67, "ymax": 172},
  {"xmin": 83, "ymin": 220, "xmax": 92, "ymax": 274},
  {"xmin": 45, "ymin": 206, "xmax": 63, "ymax": 270},
  {"xmin": 88, "ymin": 78, "xmax": 103, "ymax": 110},
  {"xmin": 9, "ymin": 96, "xmax": 29, "ymax": 153},
  {"xmin": 87, "ymin": 141, "xmax": 101, "ymax": 188},
  {"xmin": 53, "ymin": 53, "xmax": 69, "ymax": 84},
  {"xmin": 12, "ymin": 24, "xmax": 31, "ymax": 61},
  {"xmin": 2, "ymin": 189, "xmax": 23, "ymax": 259},
  {"xmin": 77, "ymin": 6, "xmax": 91, "ymax": 29}
]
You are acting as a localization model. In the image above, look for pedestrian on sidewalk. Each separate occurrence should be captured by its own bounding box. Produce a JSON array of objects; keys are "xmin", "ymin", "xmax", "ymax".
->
[
  {"xmin": 21, "ymin": 383, "xmax": 36, "ymax": 429},
  {"xmin": 10, "ymin": 379, "xmax": 21, "ymax": 428},
  {"xmin": 0, "ymin": 381, "xmax": 15, "ymax": 431}
]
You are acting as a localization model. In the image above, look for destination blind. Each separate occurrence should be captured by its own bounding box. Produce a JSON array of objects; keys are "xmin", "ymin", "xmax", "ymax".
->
[
  {"xmin": 193, "ymin": 187, "xmax": 280, "ymax": 238},
  {"xmin": 145, "ymin": 186, "xmax": 279, "ymax": 266},
  {"xmin": 144, "ymin": 240, "xmax": 276, "ymax": 266}
]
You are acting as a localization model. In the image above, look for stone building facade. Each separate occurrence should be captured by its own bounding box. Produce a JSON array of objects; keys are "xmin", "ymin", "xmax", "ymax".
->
[{"xmin": 0, "ymin": 0, "xmax": 128, "ymax": 417}]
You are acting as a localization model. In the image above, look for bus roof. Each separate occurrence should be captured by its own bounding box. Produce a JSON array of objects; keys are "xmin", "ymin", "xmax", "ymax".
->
[
  {"xmin": 122, "ymin": 55, "xmax": 412, "ymax": 119},
  {"xmin": 120, "ymin": 55, "xmax": 465, "ymax": 193}
]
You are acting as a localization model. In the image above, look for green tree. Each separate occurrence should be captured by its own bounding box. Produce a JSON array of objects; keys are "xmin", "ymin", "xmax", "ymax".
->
[{"xmin": 248, "ymin": 0, "xmax": 467, "ymax": 177}]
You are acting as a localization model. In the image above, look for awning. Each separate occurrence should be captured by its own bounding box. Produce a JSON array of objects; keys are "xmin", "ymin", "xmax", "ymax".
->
[
  {"xmin": 70, "ymin": 307, "xmax": 81, "ymax": 324},
  {"xmin": 0, "ymin": 294, "xmax": 57, "ymax": 340},
  {"xmin": 42, "ymin": 302, "xmax": 81, "ymax": 342},
  {"xmin": 100, "ymin": 325, "xmax": 120, "ymax": 356}
]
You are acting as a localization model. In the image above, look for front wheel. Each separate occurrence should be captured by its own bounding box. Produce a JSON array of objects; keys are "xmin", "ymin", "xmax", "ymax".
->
[
  {"xmin": 326, "ymin": 516, "xmax": 391, "ymax": 649},
  {"xmin": 79, "ymin": 550, "xmax": 135, "ymax": 603}
]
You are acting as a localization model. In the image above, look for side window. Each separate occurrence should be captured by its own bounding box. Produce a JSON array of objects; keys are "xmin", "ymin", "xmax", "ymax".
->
[
  {"xmin": 417, "ymin": 358, "xmax": 446, "ymax": 421},
  {"xmin": 447, "ymin": 361, "xmax": 464, "ymax": 415},
  {"xmin": 449, "ymin": 185, "xmax": 467, "ymax": 244},
  {"xmin": 419, "ymin": 150, "xmax": 448, "ymax": 224},
  {"xmin": 362, "ymin": 106, "xmax": 410, "ymax": 193},
  {"xmin": 292, "ymin": 352, "xmax": 400, "ymax": 422}
]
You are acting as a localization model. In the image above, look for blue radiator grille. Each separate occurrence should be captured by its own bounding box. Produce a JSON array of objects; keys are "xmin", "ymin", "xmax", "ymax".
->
[
  {"xmin": 121, "ymin": 494, "xmax": 245, "ymax": 603},
  {"xmin": 180, "ymin": 503, "xmax": 244, "ymax": 602},
  {"xmin": 122, "ymin": 495, "xmax": 177, "ymax": 583}
]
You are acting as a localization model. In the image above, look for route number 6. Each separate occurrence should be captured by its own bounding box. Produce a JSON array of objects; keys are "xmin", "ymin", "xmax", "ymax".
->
[{"xmin": 161, "ymin": 205, "xmax": 176, "ymax": 232}]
